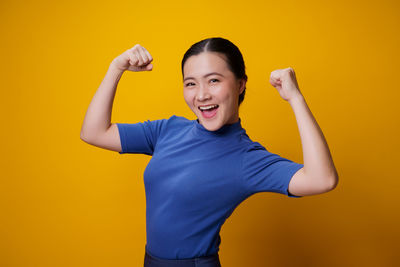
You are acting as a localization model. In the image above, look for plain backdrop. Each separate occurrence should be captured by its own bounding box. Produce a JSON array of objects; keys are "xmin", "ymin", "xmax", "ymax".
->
[{"xmin": 1, "ymin": 0, "xmax": 399, "ymax": 266}]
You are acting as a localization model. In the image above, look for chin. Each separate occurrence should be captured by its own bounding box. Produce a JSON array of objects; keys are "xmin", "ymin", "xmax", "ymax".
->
[
  {"xmin": 199, "ymin": 117, "xmax": 224, "ymax": 131},
  {"xmin": 203, "ymin": 123, "xmax": 222, "ymax": 131}
]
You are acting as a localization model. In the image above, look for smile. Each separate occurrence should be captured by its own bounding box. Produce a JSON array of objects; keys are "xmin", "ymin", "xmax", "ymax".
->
[{"xmin": 198, "ymin": 105, "xmax": 219, "ymax": 119}]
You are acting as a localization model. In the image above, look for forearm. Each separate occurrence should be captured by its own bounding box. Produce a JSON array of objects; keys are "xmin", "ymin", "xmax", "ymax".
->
[
  {"xmin": 289, "ymin": 93, "xmax": 338, "ymax": 188},
  {"xmin": 80, "ymin": 62, "xmax": 124, "ymax": 140}
]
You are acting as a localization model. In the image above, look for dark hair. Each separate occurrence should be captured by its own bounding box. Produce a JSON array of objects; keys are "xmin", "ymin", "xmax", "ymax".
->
[{"xmin": 181, "ymin": 37, "xmax": 248, "ymax": 107}]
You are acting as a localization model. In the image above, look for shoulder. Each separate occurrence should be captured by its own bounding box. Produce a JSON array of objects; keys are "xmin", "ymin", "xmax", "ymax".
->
[
  {"xmin": 167, "ymin": 114, "xmax": 191, "ymax": 123},
  {"xmin": 164, "ymin": 114, "xmax": 193, "ymax": 128},
  {"xmin": 147, "ymin": 114, "xmax": 191, "ymax": 128},
  {"xmin": 239, "ymin": 138, "xmax": 285, "ymax": 167},
  {"xmin": 238, "ymin": 133, "xmax": 269, "ymax": 153},
  {"xmin": 154, "ymin": 115, "xmax": 194, "ymax": 138}
]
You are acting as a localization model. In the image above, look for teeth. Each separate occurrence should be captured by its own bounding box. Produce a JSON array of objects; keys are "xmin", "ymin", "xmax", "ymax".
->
[{"xmin": 199, "ymin": 105, "xmax": 218, "ymax": 110}]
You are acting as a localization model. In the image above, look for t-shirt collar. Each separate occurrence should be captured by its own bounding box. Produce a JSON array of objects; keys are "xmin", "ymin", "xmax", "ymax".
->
[{"xmin": 193, "ymin": 117, "xmax": 244, "ymax": 137}]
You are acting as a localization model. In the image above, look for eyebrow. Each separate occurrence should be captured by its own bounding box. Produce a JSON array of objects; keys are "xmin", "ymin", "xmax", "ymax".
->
[{"xmin": 183, "ymin": 72, "xmax": 224, "ymax": 82}]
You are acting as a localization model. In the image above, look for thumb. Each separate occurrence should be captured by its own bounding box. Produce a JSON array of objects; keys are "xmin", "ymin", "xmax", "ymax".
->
[{"xmin": 145, "ymin": 63, "xmax": 153, "ymax": 71}]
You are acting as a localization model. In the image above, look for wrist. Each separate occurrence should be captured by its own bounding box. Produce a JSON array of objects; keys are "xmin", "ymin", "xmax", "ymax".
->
[
  {"xmin": 288, "ymin": 92, "xmax": 305, "ymax": 105},
  {"xmin": 109, "ymin": 60, "xmax": 126, "ymax": 73}
]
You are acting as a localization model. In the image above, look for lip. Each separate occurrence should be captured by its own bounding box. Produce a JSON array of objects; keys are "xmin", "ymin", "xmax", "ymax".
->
[{"xmin": 198, "ymin": 105, "xmax": 219, "ymax": 119}]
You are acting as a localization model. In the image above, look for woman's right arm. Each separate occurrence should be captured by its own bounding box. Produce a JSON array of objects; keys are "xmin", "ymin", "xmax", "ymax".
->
[{"xmin": 80, "ymin": 44, "xmax": 153, "ymax": 152}]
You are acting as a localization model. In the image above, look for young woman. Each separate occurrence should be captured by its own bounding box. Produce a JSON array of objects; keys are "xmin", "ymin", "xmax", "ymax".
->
[{"xmin": 80, "ymin": 37, "xmax": 339, "ymax": 267}]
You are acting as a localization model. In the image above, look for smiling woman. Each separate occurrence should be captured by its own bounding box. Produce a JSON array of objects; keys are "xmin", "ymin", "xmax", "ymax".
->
[
  {"xmin": 182, "ymin": 52, "xmax": 245, "ymax": 131},
  {"xmin": 181, "ymin": 38, "xmax": 247, "ymax": 131},
  {"xmin": 80, "ymin": 37, "xmax": 338, "ymax": 267}
]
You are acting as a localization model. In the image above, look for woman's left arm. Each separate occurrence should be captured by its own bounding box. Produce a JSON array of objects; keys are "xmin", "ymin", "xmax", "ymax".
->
[{"xmin": 270, "ymin": 67, "xmax": 339, "ymax": 196}]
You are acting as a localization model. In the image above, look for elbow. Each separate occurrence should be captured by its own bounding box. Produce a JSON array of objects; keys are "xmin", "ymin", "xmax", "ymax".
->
[
  {"xmin": 80, "ymin": 130, "xmax": 86, "ymax": 141},
  {"xmin": 80, "ymin": 126, "xmax": 95, "ymax": 143},
  {"xmin": 80, "ymin": 131, "xmax": 91, "ymax": 144},
  {"xmin": 325, "ymin": 172, "xmax": 339, "ymax": 192}
]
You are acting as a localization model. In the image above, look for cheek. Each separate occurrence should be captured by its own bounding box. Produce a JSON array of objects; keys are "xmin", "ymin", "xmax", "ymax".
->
[
  {"xmin": 218, "ymin": 86, "xmax": 236, "ymax": 102},
  {"xmin": 183, "ymin": 91, "xmax": 194, "ymax": 106}
]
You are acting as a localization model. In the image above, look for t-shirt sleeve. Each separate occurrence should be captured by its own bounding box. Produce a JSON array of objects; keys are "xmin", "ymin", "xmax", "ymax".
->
[
  {"xmin": 116, "ymin": 118, "xmax": 167, "ymax": 155},
  {"xmin": 241, "ymin": 142, "xmax": 304, "ymax": 198}
]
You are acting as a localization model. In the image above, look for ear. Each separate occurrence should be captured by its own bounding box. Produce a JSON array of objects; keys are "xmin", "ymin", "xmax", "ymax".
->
[{"xmin": 238, "ymin": 78, "xmax": 246, "ymax": 95}]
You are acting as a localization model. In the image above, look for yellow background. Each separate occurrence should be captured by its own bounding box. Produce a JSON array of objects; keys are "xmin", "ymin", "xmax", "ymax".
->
[{"xmin": 1, "ymin": 0, "xmax": 399, "ymax": 266}]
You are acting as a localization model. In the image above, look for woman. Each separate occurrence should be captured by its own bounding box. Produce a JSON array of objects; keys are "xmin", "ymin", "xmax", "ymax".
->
[{"xmin": 80, "ymin": 37, "xmax": 339, "ymax": 267}]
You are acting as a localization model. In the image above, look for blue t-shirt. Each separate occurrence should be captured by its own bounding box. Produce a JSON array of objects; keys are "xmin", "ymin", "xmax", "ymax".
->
[{"xmin": 117, "ymin": 115, "xmax": 304, "ymax": 260}]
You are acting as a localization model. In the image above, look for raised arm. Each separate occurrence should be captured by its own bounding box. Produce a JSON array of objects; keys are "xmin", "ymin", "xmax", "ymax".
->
[
  {"xmin": 80, "ymin": 44, "xmax": 153, "ymax": 152},
  {"xmin": 269, "ymin": 67, "xmax": 339, "ymax": 196}
]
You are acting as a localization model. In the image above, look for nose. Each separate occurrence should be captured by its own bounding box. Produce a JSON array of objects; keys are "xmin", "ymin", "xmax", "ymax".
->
[{"xmin": 196, "ymin": 83, "xmax": 211, "ymax": 102}]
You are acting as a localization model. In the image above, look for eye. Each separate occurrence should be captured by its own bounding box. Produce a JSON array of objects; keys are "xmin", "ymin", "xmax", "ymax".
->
[
  {"xmin": 210, "ymin": 79, "xmax": 219, "ymax": 83},
  {"xmin": 185, "ymin": 82, "xmax": 195, "ymax": 87}
]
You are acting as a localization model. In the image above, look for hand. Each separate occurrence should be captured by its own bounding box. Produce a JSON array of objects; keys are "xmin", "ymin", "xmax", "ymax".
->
[
  {"xmin": 111, "ymin": 44, "xmax": 153, "ymax": 72},
  {"xmin": 269, "ymin": 67, "xmax": 302, "ymax": 101}
]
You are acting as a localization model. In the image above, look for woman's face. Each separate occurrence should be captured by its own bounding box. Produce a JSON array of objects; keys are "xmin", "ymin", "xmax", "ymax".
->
[{"xmin": 183, "ymin": 52, "xmax": 246, "ymax": 131}]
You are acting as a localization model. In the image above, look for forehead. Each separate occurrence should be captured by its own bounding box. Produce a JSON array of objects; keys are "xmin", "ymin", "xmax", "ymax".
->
[{"xmin": 183, "ymin": 52, "xmax": 230, "ymax": 77}]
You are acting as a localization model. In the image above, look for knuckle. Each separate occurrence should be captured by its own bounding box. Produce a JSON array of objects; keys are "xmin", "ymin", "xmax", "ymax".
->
[{"xmin": 131, "ymin": 55, "xmax": 139, "ymax": 63}]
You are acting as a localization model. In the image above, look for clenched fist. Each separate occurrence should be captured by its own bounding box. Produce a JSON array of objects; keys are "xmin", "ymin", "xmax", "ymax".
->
[
  {"xmin": 270, "ymin": 67, "xmax": 302, "ymax": 102},
  {"xmin": 111, "ymin": 44, "xmax": 153, "ymax": 72}
]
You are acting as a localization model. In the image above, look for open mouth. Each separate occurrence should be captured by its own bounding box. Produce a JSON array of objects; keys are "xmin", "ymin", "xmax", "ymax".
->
[{"xmin": 198, "ymin": 104, "xmax": 219, "ymax": 119}]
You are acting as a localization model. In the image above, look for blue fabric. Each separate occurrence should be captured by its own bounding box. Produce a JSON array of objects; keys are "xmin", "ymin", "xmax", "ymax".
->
[
  {"xmin": 117, "ymin": 115, "xmax": 304, "ymax": 260},
  {"xmin": 144, "ymin": 244, "xmax": 221, "ymax": 267}
]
